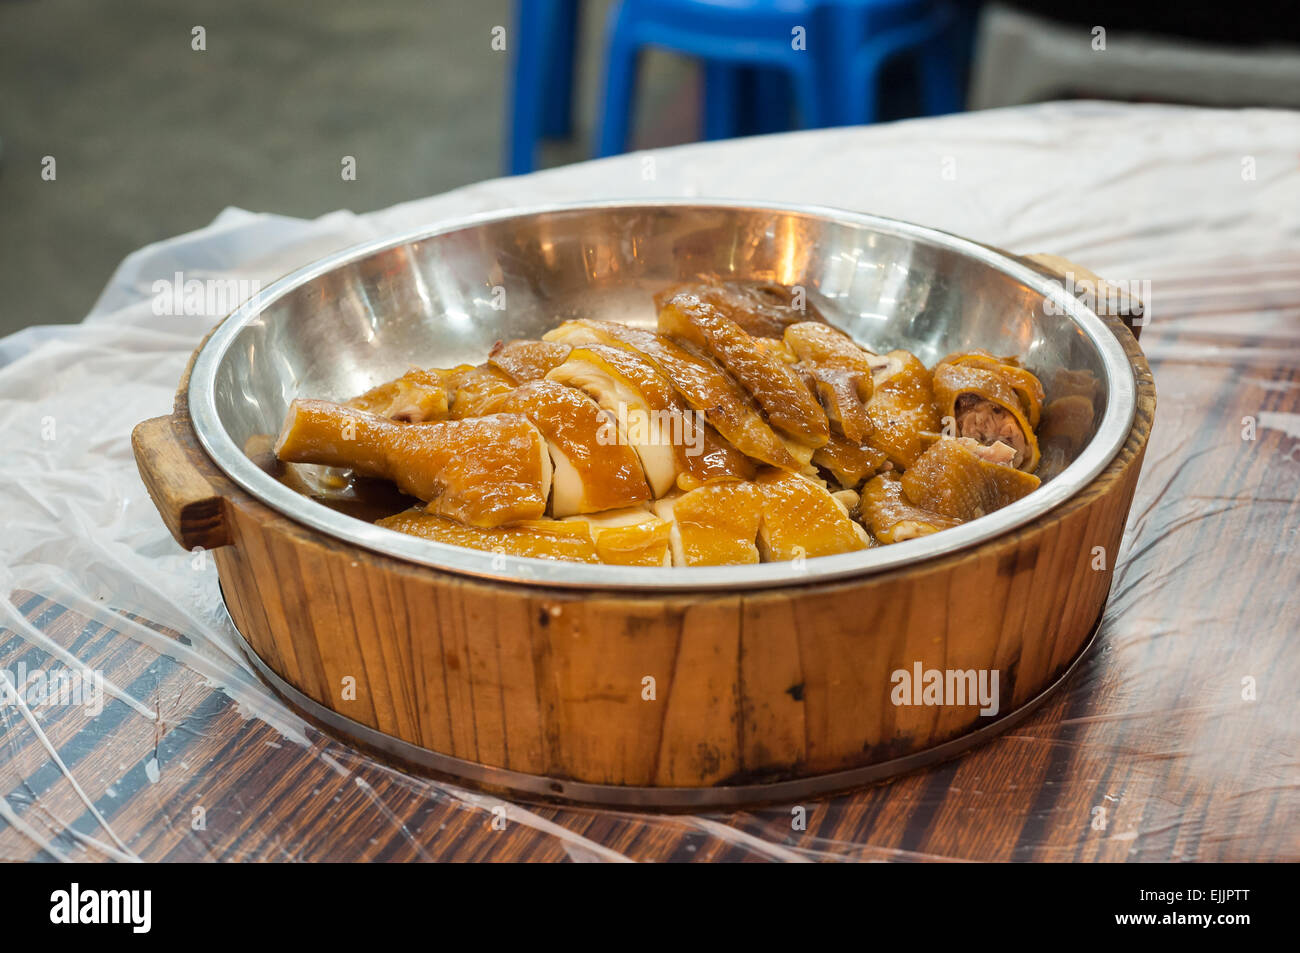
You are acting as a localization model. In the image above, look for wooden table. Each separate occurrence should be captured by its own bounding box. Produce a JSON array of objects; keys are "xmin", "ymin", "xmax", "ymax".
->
[{"xmin": 2, "ymin": 245, "xmax": 1295, "ymax": 862}]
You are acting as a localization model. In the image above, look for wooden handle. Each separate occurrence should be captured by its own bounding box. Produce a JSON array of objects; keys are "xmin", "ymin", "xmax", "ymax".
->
[
  {"xmin": 132, "ymin": 415, "xmax": 231, "ymax": 551},
  {"xmin": 1020, "ymin": 253, "xmax": 1147, "ymax": 342}
]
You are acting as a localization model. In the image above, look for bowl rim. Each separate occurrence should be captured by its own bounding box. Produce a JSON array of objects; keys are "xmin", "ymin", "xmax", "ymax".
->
[{"xmin": 188, "ymin": 198, "xmax": 1138, "ymax": 591}]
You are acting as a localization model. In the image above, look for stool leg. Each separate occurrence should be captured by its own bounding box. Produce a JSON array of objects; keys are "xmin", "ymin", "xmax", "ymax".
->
[
  {"xmin": 920, "ymin": 11, "xmax": 963, "ymax": 115},
  {"xmin": 790, "ymin": 60, "xmax": 825, "ymax": 129},
  {"xmin": 596, "ymin": 2, "xmax": 640, "ymax": 157},
  {"xmin": 507, "ymin": 0, "xmax": 554, "ymax": 174},
  {"xmin": 703, "ymin": 62, "xmax": 741, "ymax": 140},
  {"xmin": 752, "ymin": 68, "xmax": 793, "ymax": 133},
  {"xmin": 541, "ymin": 0, "xmax": 580, "ymax": 138}
]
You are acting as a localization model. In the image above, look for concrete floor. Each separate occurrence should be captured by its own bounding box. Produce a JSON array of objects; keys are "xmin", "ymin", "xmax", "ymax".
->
[{"xmin": 0, "ymin": 0, "xmax": 697, "ymax": 334}]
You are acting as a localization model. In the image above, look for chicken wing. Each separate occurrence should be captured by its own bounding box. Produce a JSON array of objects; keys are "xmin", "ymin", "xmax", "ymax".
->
[
  {"xmin": 783, "ymin": 321, "xmax": 880, "ymax": 442},
  {"xmin": 442, "ymin": 363, "xmax": 517, "ymax": 419}
]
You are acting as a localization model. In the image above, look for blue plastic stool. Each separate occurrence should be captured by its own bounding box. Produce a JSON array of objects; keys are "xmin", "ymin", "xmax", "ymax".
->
[
  {"xmin": 506, "ymin": 0, "xmax": 582, "ymax": 175},
  {"xmin": 596, "ymin": 0, "xmax": 962, "ymax": 156},
  {"xmin": 598, "ymin": 0, "xmax": 830, "ymax": 157}
]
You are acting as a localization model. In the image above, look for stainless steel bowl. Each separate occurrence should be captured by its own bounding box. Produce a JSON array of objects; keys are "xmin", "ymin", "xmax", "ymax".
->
[{"xmin": 189, "ymin": 200, "xmax": 1137, "ymax": 590}]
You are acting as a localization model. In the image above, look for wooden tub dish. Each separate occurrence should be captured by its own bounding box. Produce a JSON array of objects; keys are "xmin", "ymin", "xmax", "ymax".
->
[{"xmin": 132, "ymin": 203, "xmax": 1154, "ymax": 808}]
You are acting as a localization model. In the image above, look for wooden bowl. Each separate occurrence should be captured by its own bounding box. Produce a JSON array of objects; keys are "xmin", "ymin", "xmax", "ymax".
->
[{"xmin": 132, "ymin": 203, "xmax": 1154, "ymax": 807}]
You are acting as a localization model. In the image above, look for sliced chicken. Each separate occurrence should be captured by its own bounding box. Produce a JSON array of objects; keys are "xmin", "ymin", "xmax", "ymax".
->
[
  {"xmin": 347, "ymin": 367, "xmax": 449, "ymax": 422},
  {"xmin": 865, "ymin": 350, "xmax": 942, "ymax": 469},
  {"xmin": 899, "ymin": 436, "xmax": 1040, "ymax": 521},
  {"xmin": 546, "ymin": 343, "xmax": 752, "ymax": 496},
  {"xmin": 812, "ymin": 432, "xmax": 891, "ymax": 489},
  {"xmin": 658, "ymin": 291, "xmax": 830, "ymax": 448},
  {"xmin": 784, "ymin": 322, "xmax": 878, "ymax": 442},
  {"xmin": 860, "ymin": 473, "xmax": 962, "ymax": 544},
  {"xmin": 932, "ymin": 358, "xmax": 1042, "ymax": 471},
  {"xmin": 442, "ymin": 363, "xmax": 517, "ymax": 419},
  {"xmin": 567, "ymin": 507, "xmax": 674, "ymax": 567},
  {"xmin": 654, "ymin": 280, "xmax": 826, "ymax": 339},
  {"xmin": 378, "ymin": 509, "xmax": 600, "ymax": 562},
  {"xmin": 488, "ymin": 339, "xmax": 572, "ymax": 383},
  {"xmin": 275, "ymin": 400, "xmax": 551, "ymax": 527},
  {"xmin": 653, "ymin": 481, "xmax": 762, "ymax": 566},
  {"xmin": 941, "ymin": 349, "xmax": 1045, "ymax": 426},
  {"xmin": 754, "ymin": 469, "xmax": 870, "ymax": 560},
  {"xmin": 480, "ymin": 380, "xmax": 651, "ymax": 517},
  {"xmin": 543, "ymin": 319, "xmax": 798, "ymax": 470}
]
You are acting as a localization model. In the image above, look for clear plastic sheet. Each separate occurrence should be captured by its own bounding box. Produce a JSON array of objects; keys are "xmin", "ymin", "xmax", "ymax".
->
[{"xmin": 1, "ymin": 102, "xmax": 1297, "ymax": 861}]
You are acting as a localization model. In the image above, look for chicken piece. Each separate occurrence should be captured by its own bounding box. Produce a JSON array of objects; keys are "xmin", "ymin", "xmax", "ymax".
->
[
  {"xmin": 1037, "ymin": 394, "xmax": 1096, "ymax": 458},
  {"xmin": 1048, "ymin": 367, "xmax": 1101, "ymax": 406},
  {"xmin": 812, "ymin": 432, "xmax": 891, "ymax": 489},
  {"xmin": 480, "ymin": 380, "xmax": 651, "ymax": 517},
  {"xmin": 899, "ymin": 436, "xmax": 1041, "ymax": 521},
  {"xmin": 568, "ymin": 507, "xmax": 674, "ymax": 567},
  {"xmin": 860, "ymin": 473, "xmax": 962, "ymax": 544},
  {"xmin": 1034, "ymin": 394, "xmax": 1098, "ymax": 481},
  {"xmin": 865, "ymin": 350, "xmax": 942, "ymax": 469},
  {"xmin": 754, "ymin": 469, "xmax": 870, "ymax": 561},
  {"xmin": 653, "ymin": 280, "xmax": 826, "ymax": 339},
  {"xmin": 443, "ymin": 363, "xmax": 517, "ymax": 419},
  {"xmin": 658, "ymin": 291, "xmax": 830, "ymax": 448},
  {"xmin": 941, "ymin": 350, "xmax": 1045, "ymax": 426},
  {"xmin": 488, "ymin": 339, "xmax": 572, "ymax": 384},
  {"xmin": 783, "ymin": 322, "xmax": 880, "ymax": 377},
  {"xmin": 805, "ymin": 364, "xmax": 873, "ymax": 442},
  {"xmin": 783, "ymin": 322, "xmax": 880, "ymax": 441},
  {"xmin": 275, "ymin": 401, "xmax": 551, "ymax": 527},
  {"xmin": 546, "ymin": 343, "xmax": 752, "ymax": 497},
  {"xmin": 780, "ymin": 319, "xmax": 883, "ymax": 439},
  {"xmin": 347, "ymin": 367, "xmax": 449, "ymax": 422},
  {"xmin": 543, "ymin": 319, "xmax": 798, "ymax": 470},
  {"xmin": 653, "ymin": 481, "xmax": 762, "ymax": 566},
  {"xmin": 932, "ymin": 358, "xmax": 1043, "ymax": 471},
  {"xmin": 779, "ymin": 435, "xmax": 819, "ymax": 476},
  {"xmin": 377, "ymin": 509, "xmax": 600, "ymax": 563}
]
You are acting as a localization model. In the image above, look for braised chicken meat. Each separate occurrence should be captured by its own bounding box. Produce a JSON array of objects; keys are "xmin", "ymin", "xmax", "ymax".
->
[{"xmin": 272, "ymin": 280, "xmax": 1061, "ymax": 566}]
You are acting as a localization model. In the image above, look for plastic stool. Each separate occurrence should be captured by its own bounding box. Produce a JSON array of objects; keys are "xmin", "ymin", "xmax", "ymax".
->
[
  {"xmin": 598, "ymin": 0, "xmax": 829, "ymax": 157},
  {"xmin": 596, "ymin": 0, "xmax": 962, "ymax": 156}
]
